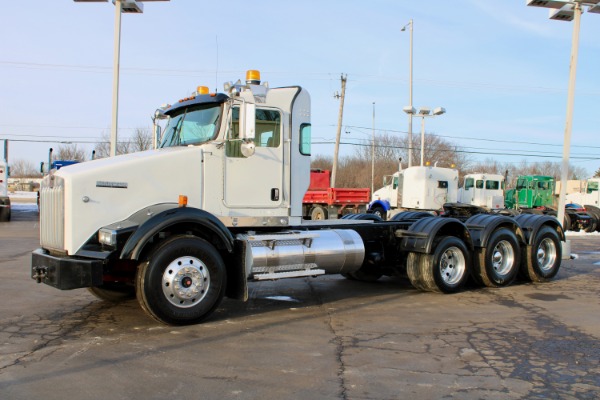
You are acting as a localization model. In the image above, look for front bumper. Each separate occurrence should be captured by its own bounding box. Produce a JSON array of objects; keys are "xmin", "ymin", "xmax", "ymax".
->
[{"xmin": 31, "ymin": 248, "xmax": 104, "ymax": 290}]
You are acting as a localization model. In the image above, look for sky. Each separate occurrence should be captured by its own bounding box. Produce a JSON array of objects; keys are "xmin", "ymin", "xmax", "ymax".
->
[{"xmin": 1, "ymin": 0, "xmax": 599, "ymax": 176}]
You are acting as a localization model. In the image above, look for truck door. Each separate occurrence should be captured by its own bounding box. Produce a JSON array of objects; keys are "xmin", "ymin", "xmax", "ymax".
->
[
  {"xmin": 224, "ymin": 107, "xmax": 284, "ymax": 208},
  {"xmin": 434, "ymin": 180, "xmax": 449, "ymax": 207}
]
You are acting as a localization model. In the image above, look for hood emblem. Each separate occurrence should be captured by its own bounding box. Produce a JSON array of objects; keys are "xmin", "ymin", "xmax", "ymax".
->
[{"xmin": 96, "ymin": 181, "xmax": 128, "ymax": 189}]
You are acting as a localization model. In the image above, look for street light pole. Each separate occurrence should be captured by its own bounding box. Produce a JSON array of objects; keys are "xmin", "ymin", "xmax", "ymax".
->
[
  {"xmin": 111, "ymin": 0, "xmax": 123, "ymax": 157},
  {"xmin": 402, "ymin": 20, "xmax": 414, "ymax": 167},
  {"xmin": 74, "ymin": 0, "xmax": 170, "ymax": 157},
  {"xmin": 557, "ymin": 1, "xmax": 581, "ymax": 228},
  {"xmin": 405, "ymin": 106, "xmax": 445, "ymax": 166},
  {"xmin": 526, "ymin": 0, "xmax": 600, "ymax": 228}
]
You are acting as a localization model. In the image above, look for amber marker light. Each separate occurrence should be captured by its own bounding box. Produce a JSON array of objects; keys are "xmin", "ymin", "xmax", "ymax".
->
[{"xmin": 178, "ymin": 195, "xmax": 188, "ymax": 207}]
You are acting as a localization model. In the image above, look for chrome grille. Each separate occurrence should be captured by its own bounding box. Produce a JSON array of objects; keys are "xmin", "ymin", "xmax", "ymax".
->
[{"xmin": 39, "ymin": 176, "xmax": 65, "ymax": 251}]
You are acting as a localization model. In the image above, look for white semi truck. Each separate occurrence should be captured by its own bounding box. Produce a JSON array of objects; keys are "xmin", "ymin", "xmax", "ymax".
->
[
  {"xmin": 0, "ymin": 159, "xmax": 10, "ymax": 222},
  {"xmin": 566, "ymin": 178, "xmax": 600, "ymax": 230},
  {"xmin": 1, "ymin": 141, "xmax": 10, "ymax": 222},
  {"xmin": 369, "ymin": 165, "xmax": 458, "ymax": 220},
  {"xmin": 457, "ymin": 173, "xmax": 505, "ymax": 210},
  {"xmin": 32, "ymin": 71, "xmax": 565, "ymax": 325}
]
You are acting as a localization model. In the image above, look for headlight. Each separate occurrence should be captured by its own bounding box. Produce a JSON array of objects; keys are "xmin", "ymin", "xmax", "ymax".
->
[{"xmin": 98, "ymin": 229, "xmax": 118, "ymax": 246}]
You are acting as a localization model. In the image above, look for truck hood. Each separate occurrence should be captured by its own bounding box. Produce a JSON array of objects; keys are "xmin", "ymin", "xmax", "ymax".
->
[{"xmin": 46, "ymin": 147, "xmax": 204, "ymax": 255}]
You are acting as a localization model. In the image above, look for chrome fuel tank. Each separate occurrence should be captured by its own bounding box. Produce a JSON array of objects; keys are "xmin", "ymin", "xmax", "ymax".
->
[{"xmin": 237, "ymin": 230, "xmax": 365, "ymax": 280}]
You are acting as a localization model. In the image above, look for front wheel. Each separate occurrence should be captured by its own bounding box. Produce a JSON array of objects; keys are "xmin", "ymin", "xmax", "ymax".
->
[
  {"xmin": 88, "ymin": 283, "xmax": 135, "ymax": 302},
  {"xmin": 310, "ymin": 206, "xmax": 328, "ymax": 220},
  {"xmin": 136, "ymin": 235, "xmax": 226, "ymax": 325},
  {"xmin": 407, "ymin": 236, "xmax": 470, "ymax": 293},
  {"xmin": 522, "ymin": 226, "xmax": 561, "ymax": 283},
  {"xmin": 473, "ymin": 228, "xmax": 521, "ymax": 288}
]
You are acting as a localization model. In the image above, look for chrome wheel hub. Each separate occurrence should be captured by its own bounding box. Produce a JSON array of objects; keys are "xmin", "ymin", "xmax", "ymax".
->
[
  {"xmin": 537, "ymin": 238, "xmax": 557, "ymax": 272},
  {"xmin": 492, "ymin": 240, "xmax": 515, "ymax": 276},
  {"xmin": 162, "ymin": 256, "xmax": 210, "ymax": 308},
  {"xmin": 439, "ymin": 246, "xmax": 466, "ymax": 285}
]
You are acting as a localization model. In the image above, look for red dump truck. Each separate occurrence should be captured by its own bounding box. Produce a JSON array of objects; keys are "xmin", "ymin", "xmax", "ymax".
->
[{"xmin": 302, "ymin": 169, "xmax": 370, "ymax": 219}]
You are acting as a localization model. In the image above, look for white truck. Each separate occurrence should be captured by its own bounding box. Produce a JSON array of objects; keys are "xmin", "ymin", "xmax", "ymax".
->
[
  {"xmin": 32, "ymin": 70, "xmax": 565, "ymax": 325},
  {"xmin": 457, "ymin": 173, "xmax": 505, "ymax": 210},
  {"xmin": 1, "ymin": 141, "xmax": 10, "ymax": 222},
  {"xmin": 369, "ymin": 165, "xmax": 458, "ymax": 220},
  {"xmin": 566, "ymin": 178, "xmax": 600, "ymax": 231},
  {"xmin": 0, "ymin": 159, "xmax": 10, "ymax": 222}
]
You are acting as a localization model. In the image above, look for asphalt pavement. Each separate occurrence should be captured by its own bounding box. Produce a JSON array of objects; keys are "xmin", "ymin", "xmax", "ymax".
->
[{"xmin": 1, "ymin": 205, "xmax": 599, "ymax": 400}]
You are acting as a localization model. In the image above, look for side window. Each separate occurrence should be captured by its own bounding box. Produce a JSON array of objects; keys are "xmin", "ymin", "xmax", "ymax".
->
[
  {"xmin": 227, "ymin": 107, "xmax": 281, "ymax": 157},
  {"xmin": 465, "ymin": 178, "xmax": 474, "ymax": 190},
  {"xmin": 255, "ymin": 109, "xmax": 281, "ymax": 148},
  {"xmin": 476, "ymin": 180, "xmax": 484, "ymax": 189},
  {"xmin": 300, "ymin": 123, "xmax": 311, "ymax": 155},
  {"xmin": 587, "ymin": 181, "xmax": 598, "ymax": 194},
  {"xmin": 438, "ymin": 181, "xmax": 448, "ymax": 189},
  {"xmin": 486, "ymin": 180, "xmax": 499, "ymax": 190}
]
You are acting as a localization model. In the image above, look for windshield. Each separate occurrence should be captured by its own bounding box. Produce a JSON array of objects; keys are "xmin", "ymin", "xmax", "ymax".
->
[{"xmin": 160, "ymin": 104, "xmax": 222, "ymax": 148}]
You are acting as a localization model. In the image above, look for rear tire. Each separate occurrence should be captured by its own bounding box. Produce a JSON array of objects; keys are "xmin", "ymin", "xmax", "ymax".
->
[
  {"xmin": 584, "ymin": 215, "xmax": 598, "ymax": 233},
  {"xmin": 473, "ymin": 228, "xmax": 520, "ymax": 287},
  {"xmin": 407, "ymin": 236, "xmax": 470, "ymax": 293},
  {"xmin": 136, "ymin": 235, "xmax": 226, "ymax": 325},
  {"xmin": 522, "ymin": 226, "xmax": 561, "ymax": 282},
  {"xmin": 310, "ymin": 206, "xmax": 328, "ymax": 220}
]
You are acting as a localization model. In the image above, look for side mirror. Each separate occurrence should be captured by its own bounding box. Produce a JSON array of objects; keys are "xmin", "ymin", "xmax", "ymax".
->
[
  {"xmin": 153, "ymin": 124, "xmax": 162, "ymax": 149},
  {"xmin": 239, "ymin": 102, "xmax": 255, "ymax": 140}
]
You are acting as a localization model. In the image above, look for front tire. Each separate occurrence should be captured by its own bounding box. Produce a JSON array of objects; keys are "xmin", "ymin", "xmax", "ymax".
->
[
  {"xmin": 522, "ymin": 226, "xmax": 561, "ymax": 282},
  {"xmin": 88, "ymin": 283, "xmax": 135, "ymax": 302},
  {"xmin": 136, "ymin": 235, "xmax": 226, "ymax": 325},
  {"xmin": 473, "ymin": 228, "xmax": 520, "ymax": 287},
  {"xmin": 310, "ymin": 206, "xmax": 328, "ymax": 220},
  {"xmin": 370, "ymin": 206, "xmax": 387, "ymax": 221},
  {"xmin": 407, "ymin": 236, "xmax": 470, "ymax": 293}
]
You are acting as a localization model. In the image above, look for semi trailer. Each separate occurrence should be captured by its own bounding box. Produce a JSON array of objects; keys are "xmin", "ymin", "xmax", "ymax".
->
[{"xmin": 32, "ymin": 71, "xmax": 564, "ymax": 325}]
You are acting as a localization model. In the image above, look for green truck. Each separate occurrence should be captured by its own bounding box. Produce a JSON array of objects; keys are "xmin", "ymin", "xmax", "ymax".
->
[{"xmin": 505, "ymin": 175, "xmax": 594, "ymax": 232}]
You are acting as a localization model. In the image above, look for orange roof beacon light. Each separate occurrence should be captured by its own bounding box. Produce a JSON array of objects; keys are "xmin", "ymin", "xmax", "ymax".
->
[
  {"xmin": 196, "ymin": 86, "xmax": 209, "ymax": 95},
  {"xmin": 246, "ymin": 70, "xmax": 261, "ymax": 85}
]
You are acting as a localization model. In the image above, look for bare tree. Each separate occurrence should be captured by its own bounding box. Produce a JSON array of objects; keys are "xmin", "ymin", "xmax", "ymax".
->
[
  {"xmin": 94, "ymin": 127, "xmax": 152, "ymax": 159},
  {"xmin": 55, "ymin": 144, "xmax": 86, "ymax": 162},
  {"xmin": 9, "ymin": 159, "xmax": 42, "ymax": 178},
  {"xmin": 130, "ymin": 128, "xmax": 153, "ymax": 153}
]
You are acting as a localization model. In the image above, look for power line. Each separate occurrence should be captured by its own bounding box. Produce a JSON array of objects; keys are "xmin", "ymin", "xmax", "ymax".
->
[
  {"xmin": 343, "ymin": 125, "xmax": 600, "ymax": 150},
  {"xmin": 312, "ymin": 141, "xmax": 600, "ymax": 161}
]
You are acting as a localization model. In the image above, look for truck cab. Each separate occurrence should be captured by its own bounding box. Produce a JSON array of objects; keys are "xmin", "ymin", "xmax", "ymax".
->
[
  {"xmin": 369, "ymin": 165, "xmax": 458, "ymax": 220},
  {"xmin": 505, "ymin": 175, "xmax": 555, "ymax": 209},
  {"xmin": 458, "ymin": 173, "xmax": 505, "ymax": 210}
]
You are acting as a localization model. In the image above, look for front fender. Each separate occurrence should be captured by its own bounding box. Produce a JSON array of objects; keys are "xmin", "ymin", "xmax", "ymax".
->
[
  {"xmin": 369, "ymin": 199, "xmax": 390, "ymax": 212},
  {"xmin": 121, "ymin": 207, "xmax": 234, "ymax": 260}
]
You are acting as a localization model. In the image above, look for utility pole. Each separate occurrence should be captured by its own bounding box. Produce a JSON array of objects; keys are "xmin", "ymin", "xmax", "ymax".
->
[
  {"xmin": 371, "ymin": 102, "xmax": 376, "ymax": 196},
  {"xmin": 331, "ymin": 73, "xmax": 347, "ymax": 188}
]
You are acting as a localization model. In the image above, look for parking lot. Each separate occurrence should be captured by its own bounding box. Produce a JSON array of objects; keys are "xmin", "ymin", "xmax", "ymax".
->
[{"xmin": 1, "ymin": 205, "xmax": 599, "ymax": 399}]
